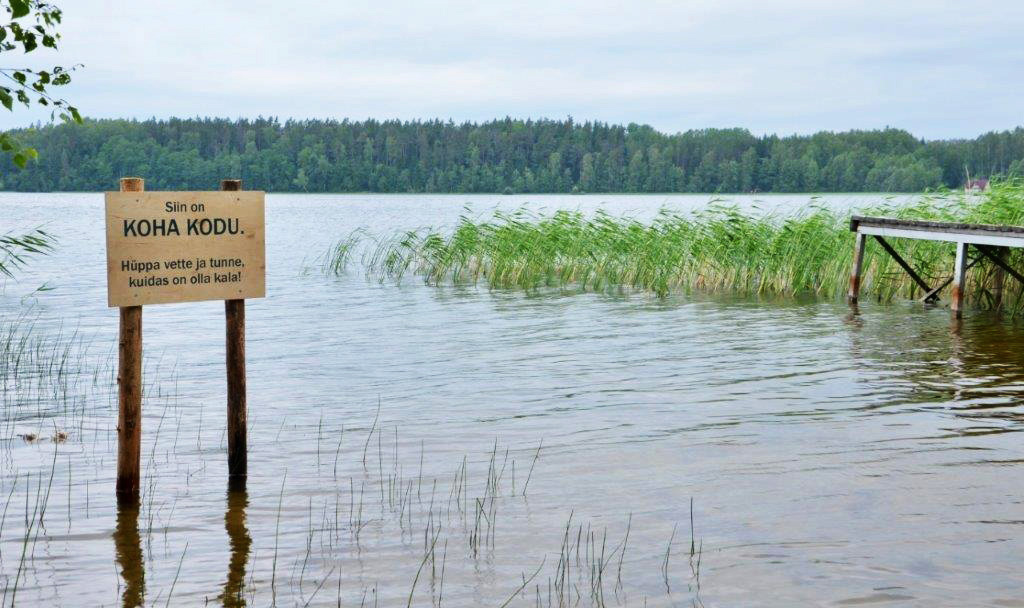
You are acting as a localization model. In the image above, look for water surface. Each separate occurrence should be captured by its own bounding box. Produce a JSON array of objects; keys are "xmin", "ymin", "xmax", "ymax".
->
[{"xmin": 1, "ymin": 193, "xmax": 1022, "ymax": 607}]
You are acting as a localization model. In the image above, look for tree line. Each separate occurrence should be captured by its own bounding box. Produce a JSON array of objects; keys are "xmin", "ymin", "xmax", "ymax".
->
[{"xmin": 2, "ymin": 117, "xmax": 1022, "ymax": 193}]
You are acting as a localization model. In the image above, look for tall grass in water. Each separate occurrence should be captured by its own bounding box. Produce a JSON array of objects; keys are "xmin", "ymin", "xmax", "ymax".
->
[
  {"xmin": 356, "ymin": 181, "xmax": 1024, "ymax": 312},
  {"xmin": 0, "ymin": 229, "xmax": 55, "ymax": 279},
  {"xmin": 1, "ymin": 313, "xmax": 103, "ymax": 414}
]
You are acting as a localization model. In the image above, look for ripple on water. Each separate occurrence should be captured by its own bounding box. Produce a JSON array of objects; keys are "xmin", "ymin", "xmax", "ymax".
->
[{"xmin": 1, "ymin": 193, "xmax": 1023, "ymax": 606}]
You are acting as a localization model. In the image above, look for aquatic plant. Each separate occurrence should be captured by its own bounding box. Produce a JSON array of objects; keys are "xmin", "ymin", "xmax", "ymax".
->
[
  {"xmin": 351, "ymin": 181, "xmax": 1024, "ymax": 312},
  {"xmin": 322, "ymin": 230, "xmax": 363, "ymax": 275},
  {"xmin": 0, "ymin": 229, "xmax": 55, "ymax": 279},
  {"xmin": 1, "ymin": 396, "xmax": 701, "ymax": 607}
]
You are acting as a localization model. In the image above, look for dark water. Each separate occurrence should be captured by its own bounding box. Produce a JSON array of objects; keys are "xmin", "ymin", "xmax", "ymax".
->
[{"xmin": 2, "ymin": 193, "xmax": 1023, "ymax": 607}]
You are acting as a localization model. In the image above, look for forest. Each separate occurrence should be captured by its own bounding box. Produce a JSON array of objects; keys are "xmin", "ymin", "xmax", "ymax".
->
[{"xmin": 2, "ymin": 117, "xmax": 1023, "ymax": 193}]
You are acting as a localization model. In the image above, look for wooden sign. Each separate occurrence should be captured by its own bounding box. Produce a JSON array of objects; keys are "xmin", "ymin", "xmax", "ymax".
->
[{"xmin": 105, "ymin": 191, "xmax": 266, "ymax": 307}]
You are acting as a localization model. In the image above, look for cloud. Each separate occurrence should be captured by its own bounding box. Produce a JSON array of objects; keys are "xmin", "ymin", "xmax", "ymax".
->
[{"xmin": 1, "ymin": 0, "xmax": 1022, "ymax": 138}]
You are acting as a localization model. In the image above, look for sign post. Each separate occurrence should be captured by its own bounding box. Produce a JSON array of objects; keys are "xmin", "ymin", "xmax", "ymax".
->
[
  {"xmin": 115, "ymin": 177, "xmax": 144, "ymax": 503},
  {"xmin": 106, "ymin": 178, "xmax": 266, "ymax": 502},
  {"xmin": 222, "ymin": 179, "xmax": 247, "ymax": 486}
]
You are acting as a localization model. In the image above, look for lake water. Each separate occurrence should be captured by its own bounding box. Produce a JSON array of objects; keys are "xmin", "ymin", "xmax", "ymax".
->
[{"xmin": 2, "ymin": 193, "xmax": 1023, "ymax": 607}]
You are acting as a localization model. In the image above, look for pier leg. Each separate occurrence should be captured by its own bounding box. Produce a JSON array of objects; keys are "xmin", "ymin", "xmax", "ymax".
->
[
  {"xmin": 222, "ymin": 179, "xmax": 248, "ymax": 484},
  {"xmin": 116, "ymin": 177, "xmax": 145, "ymax": 504},
  {"xmin": 847, "ymin": 232, "xmax": 866, "ymax": 302},
  {"xmin": 952, "ymin": 241, "xmax": 969, "ymax": 319}
]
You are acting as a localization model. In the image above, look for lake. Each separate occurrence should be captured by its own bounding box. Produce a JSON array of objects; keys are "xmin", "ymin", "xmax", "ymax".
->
[{"xmin": 2, "ymin": 193, "xmax": 1023, "ymax": 607}]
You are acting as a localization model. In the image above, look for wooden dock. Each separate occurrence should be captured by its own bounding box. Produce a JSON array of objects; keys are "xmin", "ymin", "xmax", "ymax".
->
[{"xmin": 848, "ymin": 215, "xmax": 1024, "ymax": 317}]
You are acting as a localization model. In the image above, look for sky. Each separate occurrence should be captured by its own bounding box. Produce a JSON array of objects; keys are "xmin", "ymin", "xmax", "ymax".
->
[{"xmin": 2, "ymin": 0, "xmax": 1023, "ymax": 139}]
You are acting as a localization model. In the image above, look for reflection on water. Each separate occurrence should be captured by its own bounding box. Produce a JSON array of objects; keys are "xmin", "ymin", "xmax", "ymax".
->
[
  {"xmin": 113, "ymin": 503, "xmax": 144, "ymax": 608},
  {"xmin": 2, "ymin": 193, "xmax": 1024, "ymax": 606},
  {"xmin": 113, "ymin": 487, "xmax": 251, "ymax": 608},
  {"xmin": 849, "ymin": 308, "xmax": 1024, "ymax": 417},
  {"xmin": 220, "ymin": 488, "xmax": 251, "ymax": 607}
]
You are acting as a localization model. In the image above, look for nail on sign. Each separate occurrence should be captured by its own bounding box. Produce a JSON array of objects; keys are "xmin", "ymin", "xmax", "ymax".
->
[{"xmin": 105, "ymin": 191, "xmax": 266, "ymax": 307}]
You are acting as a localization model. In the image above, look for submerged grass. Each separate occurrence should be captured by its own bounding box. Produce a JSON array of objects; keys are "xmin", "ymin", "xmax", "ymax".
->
[
  {"xmin": 0, "ymin": 309, "xmax": 115, "ymax": 440},
  {"xmin": 349, "ymin": 181, "xmax": 1024, "ymax": 313}
]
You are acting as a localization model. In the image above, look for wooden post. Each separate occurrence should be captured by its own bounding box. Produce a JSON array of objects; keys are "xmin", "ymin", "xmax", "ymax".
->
[
  {"xmin": 952, "ymin": 241, "xmax": 969, "ymax": 318},
  {"xmin": 847, "ymin": 232, "xmax": 866, "ymax": 302},
  {"xmin": 222, "ymin": 179, "xmax": 248, "ymax": 483},
  {"xmin": 117, "ymin": 177, "xmax": 144, "ymax": 503}
]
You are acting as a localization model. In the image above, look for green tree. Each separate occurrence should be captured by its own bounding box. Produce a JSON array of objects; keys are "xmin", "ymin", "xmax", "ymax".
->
[
  {"xmin": 0, "ymin": 1, "xmax": 82, "ymax": 167},
  {"xmin": 626, "ymin": 149, "xmax": 646, "ymax": 192},
  {"xmin": 739, "ymin": 147, "xmax": 759, "ymax": 192},
  {"xmin": 4, "ymin": 117, "xmax": 1024, "ymax": 193}
]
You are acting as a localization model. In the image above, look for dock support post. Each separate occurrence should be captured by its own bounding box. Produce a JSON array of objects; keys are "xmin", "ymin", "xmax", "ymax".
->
[
  {"xmin": 952, "ymin": 241, "xmax": 969, "ymax": 318},
  {"xmin": 848, "ymin": 232, "xmax": 866, "ymax": 302},
  {"xmin": 222, "ymin": 179, "xmax": 248, "ymax": 485},
  {"xmin": 116, "ymin": 177, "xmax": 144, "ymax": 504}
]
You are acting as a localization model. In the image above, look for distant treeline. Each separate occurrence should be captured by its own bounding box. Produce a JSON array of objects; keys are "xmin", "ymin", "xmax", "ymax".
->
[{"xmin": 2, "ymin": 117, "xmax": 1023, "ymax": 193}]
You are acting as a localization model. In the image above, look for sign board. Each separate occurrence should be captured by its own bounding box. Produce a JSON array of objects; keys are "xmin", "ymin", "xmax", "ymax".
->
[{"xmin": 105, "ymin": 191, "xmax": 266, "ymax": 307}]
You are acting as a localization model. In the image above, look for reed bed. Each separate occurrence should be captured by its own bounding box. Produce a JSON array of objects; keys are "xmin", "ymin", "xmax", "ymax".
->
[
  {"xmin": 0, "ymin": 310, "xmax": 117, "ymax": 440},
  {"xmin": 351, "ymin": 181, "xmax": 1024, "ymax": 313},
  {"xmin": 1, "ymin": 402, "xmax": 701, "ymax": 607}
]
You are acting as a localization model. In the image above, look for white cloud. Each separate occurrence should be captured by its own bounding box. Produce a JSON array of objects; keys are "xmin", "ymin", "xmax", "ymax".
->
[{"xmin": 1, "ymin": 0, "xmax": 1022, "ymax": 137}]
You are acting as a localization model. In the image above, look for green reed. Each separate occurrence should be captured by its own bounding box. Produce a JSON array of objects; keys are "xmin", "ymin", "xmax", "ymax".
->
[
  {"xmin": 351, "ymin": 181, "xmax": 1024, "ymax": 313},
  {"xmin": 0, "ymin": 229, "xmax": 55, "ymax": 279}
]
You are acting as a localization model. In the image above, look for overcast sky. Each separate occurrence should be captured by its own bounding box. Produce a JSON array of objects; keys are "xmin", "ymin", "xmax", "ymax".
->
[{"xmin": 2, "ymin": 0, "xmax": 1022, "ymax": 138}]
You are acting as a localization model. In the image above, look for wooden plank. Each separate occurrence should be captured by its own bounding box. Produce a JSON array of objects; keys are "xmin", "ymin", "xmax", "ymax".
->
[
  {"xmin": 858, "ymin": 225, "xmax": 1024, "ymax": 248},
  {"xmin": 105, "ymin": 190, "xmax": 266, "ymax": 306},
  {"xmin": 222, "ymin": 179, "xmax": 248, "ymax": 483},
  {"xmin": 918, "ymin": 278, "xmax": 950, "ymax": 303},
  {"xmin": 847, "ymin": 232, "xmax": 866, "ymax": 302},
  {"xmin": 116, "ymin": 177, "xmax": 144, "ymax": 504},
  {"xmin": 851, "ymin": 215, "xmax": 1024, "ymax": 237},
  {"xmin": 872, "ymin": 235, "xmax": 933, "ymax": 294}
]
